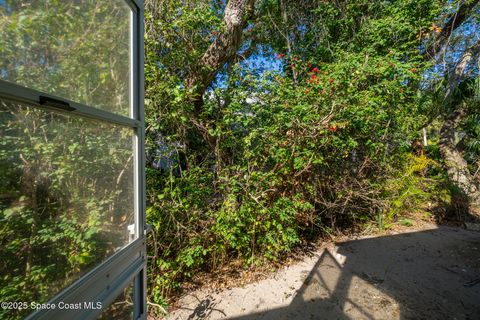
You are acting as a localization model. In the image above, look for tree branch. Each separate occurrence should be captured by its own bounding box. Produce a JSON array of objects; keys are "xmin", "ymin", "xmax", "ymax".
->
[
  {"xmin": 424, "ymin": 0, "xmax": 479, "ymax": 60},
  {"xmin": 185, "ymin": 0, "xmax": 256, "ymax": 113}
]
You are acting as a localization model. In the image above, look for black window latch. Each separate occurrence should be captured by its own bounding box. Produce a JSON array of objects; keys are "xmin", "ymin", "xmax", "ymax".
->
[{"xmin": 39, "ymin": 96, "xmax": 76, "ymax": 112}]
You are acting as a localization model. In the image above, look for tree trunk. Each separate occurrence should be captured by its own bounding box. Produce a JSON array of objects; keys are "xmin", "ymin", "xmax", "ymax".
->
[
  {"xmin": 437, "ymin": 36, "xmax": 480, "ymax": 215},
  {"xmin": 445, "ymin": 39, "xmax": 480, "ymax": 99},
  {"xmin": 185, "ymin": 0, "xmax": 256, "ymax": 113},
  {"xmin": 439, "ymin": 106, "xmax": 480, "ymax": 211}
]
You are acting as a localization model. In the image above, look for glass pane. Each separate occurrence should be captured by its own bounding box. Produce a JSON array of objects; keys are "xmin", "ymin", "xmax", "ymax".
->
[
  {"xmin": 0, "ymin": 0, "xmax": 132, "ymax": 117},
  {"xmin": 0, "ymin": 98, "xmax": 135, "ymax": 319},
  {"xmin": 98, "ymin": 281, "xmax": 134, "ymax": 320}
]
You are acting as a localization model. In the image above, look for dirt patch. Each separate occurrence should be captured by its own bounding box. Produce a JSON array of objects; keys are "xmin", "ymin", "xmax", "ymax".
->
[{"xmin": 162, "ymin": 223, "xmax": 480, "ymax": 319}]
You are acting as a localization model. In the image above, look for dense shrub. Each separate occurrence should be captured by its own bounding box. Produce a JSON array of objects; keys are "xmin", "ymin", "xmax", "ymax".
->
[{"xmin": 144, "ymin": 0, "xmax": 448, "ymax": 311}]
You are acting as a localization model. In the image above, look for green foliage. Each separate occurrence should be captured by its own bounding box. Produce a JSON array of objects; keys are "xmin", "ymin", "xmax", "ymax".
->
[
  {"xmin": 460, "ymin": 86, "xmax": 480, "ymax": 167},
  {"xmin": 144, "ymin": 0, "xmax": 450, "ymax": 307},
  {"xmin": 381, "ymin": 154, "xmax": 438, "ymax": 229}
]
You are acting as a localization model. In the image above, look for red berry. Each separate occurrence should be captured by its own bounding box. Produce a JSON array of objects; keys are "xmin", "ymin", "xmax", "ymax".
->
[{"xmin": 328, "ymin": 125, "xmax": 338, "ymax": 132}]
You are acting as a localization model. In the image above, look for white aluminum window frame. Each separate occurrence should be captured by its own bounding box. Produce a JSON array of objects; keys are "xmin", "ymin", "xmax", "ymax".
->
[{"xmin": 0, "ymin": 0, "xmax": 147, "ymax": 319}]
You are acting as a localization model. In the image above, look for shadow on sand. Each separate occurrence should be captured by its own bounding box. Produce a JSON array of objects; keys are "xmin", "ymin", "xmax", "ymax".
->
[{"xmin": 184, "ymin": 227, "xmax": 480, "ymax": 319}]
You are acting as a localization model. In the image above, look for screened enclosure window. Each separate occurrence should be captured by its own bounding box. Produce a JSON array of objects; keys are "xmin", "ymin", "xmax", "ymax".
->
[
  {"xmin": 0, "ymin": 98, "xmax": 136, "ymax": 319},
  {"xmin": 98, "ymin": 281, "xmax": 134, "ymax": 319},
  {"xmin": 0, "ymin": 0, "xmax": 145, "ymax": 319},
  {"xmin": 0, "ymin": 0, "xmax": 132, "ymax": 117}
]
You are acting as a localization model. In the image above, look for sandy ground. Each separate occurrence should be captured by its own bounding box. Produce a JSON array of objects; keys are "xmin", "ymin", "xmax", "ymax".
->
[{"xmin": 165, "ymin": 224, "xmax": 480, "ymax": 320}]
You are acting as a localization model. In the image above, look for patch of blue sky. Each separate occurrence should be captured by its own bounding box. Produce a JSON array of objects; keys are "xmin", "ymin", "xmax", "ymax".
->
[
  {"xmin": 296, "ymin": 24, "xmax": 308, "ymax": 37},
  {"xmin": 210, "ymin": 0, "xmax": 226, "ymax": 15},
  {"xmin": 421, "ymin": 19, "xmax": 480, "ymax": 89},
  {"xmin": 240, "ymin": 45, "xmax": 284, "ymax": 75},
  {"xmin": 212, "ymin": 45, "xmax": 284, "ymax": 89}
]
